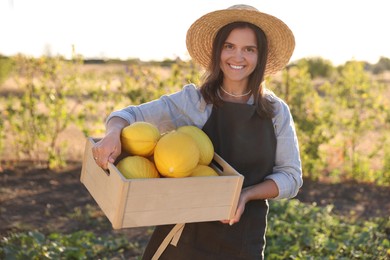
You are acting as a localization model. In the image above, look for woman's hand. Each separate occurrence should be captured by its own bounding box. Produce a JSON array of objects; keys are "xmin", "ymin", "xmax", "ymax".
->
[
  {"xmin": 91, "ymin": 117, "xmax": 129, "ymax": 169},
  {"xmin": 221, "ymin": 179, "xmax": 279, "ymax": 225},
  {"xmin": 221, "ymin": 187, "xmax": 250, "ymax": 225},
  {"xmin": 92, "ymin": 132, "xmax": 121, "ymax": 169}
]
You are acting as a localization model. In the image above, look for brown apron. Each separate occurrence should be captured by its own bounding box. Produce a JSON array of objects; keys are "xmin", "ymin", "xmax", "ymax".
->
[{"xmin": 142, "ymin": 101, "xmax": 276, "ymax": 260}]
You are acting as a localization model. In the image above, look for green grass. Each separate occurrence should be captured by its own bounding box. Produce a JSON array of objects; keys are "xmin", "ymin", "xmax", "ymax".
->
[{"xmin": 266, "ymin": 199, "xmax": 389, "ymax": 259}]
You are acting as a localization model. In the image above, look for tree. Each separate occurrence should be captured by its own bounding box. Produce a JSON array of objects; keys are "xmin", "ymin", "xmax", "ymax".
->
[
  {"xmin": 330, "ymin": 61, "xmax": 387, "ymax": 182},
  {"xmin": 270, "ymin": 60, "xmax": 334, "ymax": 180},
  {"xmin": 372, "ymin": 56, "xmax": 390, "ymax": 74},
  {"xmin": 295, "ymin": 57, "xmax": 335, "ymax": 79}
]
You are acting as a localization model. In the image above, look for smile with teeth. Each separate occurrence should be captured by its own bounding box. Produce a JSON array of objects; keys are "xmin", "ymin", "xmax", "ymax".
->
[{"xmin": 229, "ymin": 64, "xmax": 244, "ymax": 70}]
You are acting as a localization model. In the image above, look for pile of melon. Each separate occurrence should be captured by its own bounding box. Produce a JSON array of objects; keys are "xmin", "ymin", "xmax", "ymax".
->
[{"xmin": 116, "ymin": 122, "xmax": 219, "ymax": 179}]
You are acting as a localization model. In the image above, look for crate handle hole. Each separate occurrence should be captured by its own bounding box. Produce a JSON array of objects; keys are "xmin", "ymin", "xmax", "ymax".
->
[
  {"xmin": 103, "ymin": 168, "xmax": 110, "ymax": 176},
  {"xmin": 211, "ymin": 159, "xmax": 223, "ymax": 172}
]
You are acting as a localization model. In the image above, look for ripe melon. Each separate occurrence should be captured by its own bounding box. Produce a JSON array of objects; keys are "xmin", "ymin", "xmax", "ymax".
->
[
  {"xmin": 190, "ymin": 164, "xmax": 219, "ymax": 177},
  {"xmin": 154, "ymin": 131, "xmax": 200, "ymax": 178},
  {"xmin": 177, "ymin": 125, "xmax": 214, "ymax": 165},
  {"xmin": 116, "ymin": 155, "xmax": 159, "ymax": 179},
  {"xmin": 121, "ymin": 122, "xmax": 160, "ymax": 156}
]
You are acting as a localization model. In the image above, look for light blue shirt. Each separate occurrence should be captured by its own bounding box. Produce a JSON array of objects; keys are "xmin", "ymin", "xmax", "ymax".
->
[{"xmin": 107, "ymin": 84, "xmax": 303, "ymax": 200}]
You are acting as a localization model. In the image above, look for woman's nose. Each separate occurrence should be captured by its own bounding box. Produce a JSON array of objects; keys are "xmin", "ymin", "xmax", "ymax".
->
[{"xmin": 233, "ymin": 49, "xmax": 244, "ymax": 60}]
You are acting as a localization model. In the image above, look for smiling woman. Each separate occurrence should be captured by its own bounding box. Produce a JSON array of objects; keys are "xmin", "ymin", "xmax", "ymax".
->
[{"xmin": 92, "ymin": 4, "xmax": 302, "ymax": 259}]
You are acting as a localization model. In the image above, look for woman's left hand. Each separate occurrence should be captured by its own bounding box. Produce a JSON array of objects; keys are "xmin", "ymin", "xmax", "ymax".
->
[
  {"xmin": 220, "ymin": 179, "xmax": 279, "ymax": 225},
  {"xmin": 221, "ymin": 188, "xmax": 249, "ymax": 225}
]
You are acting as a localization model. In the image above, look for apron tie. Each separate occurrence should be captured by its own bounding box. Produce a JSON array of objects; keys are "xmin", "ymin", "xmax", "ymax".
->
[{"xmin": 152, "ymin": 223, "xmax": 185, "ymax": 260}]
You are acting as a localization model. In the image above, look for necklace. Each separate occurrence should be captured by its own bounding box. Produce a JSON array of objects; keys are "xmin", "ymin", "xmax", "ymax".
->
[{"xmin": 220, "ymin": 86, "xmax": 252, "ymax": 98}]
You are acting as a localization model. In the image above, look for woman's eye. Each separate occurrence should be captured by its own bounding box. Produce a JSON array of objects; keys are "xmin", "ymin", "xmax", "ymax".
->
[
  {"xmin": 224, "ymin": 44, "xmax": 234, "ymax": 50},
  {"xmin": 246, "ymin": 47, "xmax": 257, "ymax": 53}
]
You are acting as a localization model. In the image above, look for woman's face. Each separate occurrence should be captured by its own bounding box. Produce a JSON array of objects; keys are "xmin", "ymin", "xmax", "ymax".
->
[{"xmin": 220, "ymin": 27, "xmax": 258, "ymax": 86}]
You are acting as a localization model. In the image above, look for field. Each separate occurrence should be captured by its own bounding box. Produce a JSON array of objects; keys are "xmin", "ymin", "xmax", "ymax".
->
[{"xmin": 0, "ymin": 56, "xmax": 389, "ymax": 259}]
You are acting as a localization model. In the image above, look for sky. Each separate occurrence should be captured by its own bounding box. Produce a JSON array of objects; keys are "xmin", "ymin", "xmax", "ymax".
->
[{"xmin": 1, "ymin": 0, "xmax": 390, "ymax": 65}]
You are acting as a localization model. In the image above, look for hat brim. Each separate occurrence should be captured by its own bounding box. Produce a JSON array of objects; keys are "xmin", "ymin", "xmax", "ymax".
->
[{"xmin": 186, "ymin": 7, "xmax": 295, "ymax": 76}]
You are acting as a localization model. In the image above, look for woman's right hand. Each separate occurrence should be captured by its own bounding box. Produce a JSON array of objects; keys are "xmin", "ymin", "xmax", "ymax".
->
[
  {"xmin": 92, "ymin": 132, "xmax": 121, "ymax": 170},
  {"xmin": 91, "ymin": 117, "xmax": 129, "ymax": 170}
]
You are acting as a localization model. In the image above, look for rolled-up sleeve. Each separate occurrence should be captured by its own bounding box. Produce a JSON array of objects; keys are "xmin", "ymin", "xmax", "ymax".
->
[
  {"xmin": 105, "ymin": 84, "xmax": 211, "ymax": 133},
  {"xmin": 265, "ymin": 96, "xmax": 303, "ymax": 200}
]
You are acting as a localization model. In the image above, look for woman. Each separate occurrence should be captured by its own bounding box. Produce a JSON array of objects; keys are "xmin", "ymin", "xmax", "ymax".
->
[{"xmin": 93, "ymin": 4, "xmax": 302, "ymax": 259}]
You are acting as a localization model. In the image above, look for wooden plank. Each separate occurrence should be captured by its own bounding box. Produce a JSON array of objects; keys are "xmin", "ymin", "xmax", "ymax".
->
[
  {"xmin": 125, "ymin": 179, "xmax": 239, "ymax": 211},
  {"xmin": 122, "ymin": 206, "xmax": 232, "ymax": 227},
  {"xmin": 110, "ymin": 165, "xmax": 130, "ymax": 229},
  {"xmin": 228, "ymin": 173, "xmax": 244, "ymax": 219},
  {"xmin": 81, "ymin": 138, "xmax": 127, "ymax": 226},
  {"xmin": 212, "ymin": 153, "xmax": 242, "ymax": 177},
  {"xmin": 125, "ymin": 176, "xmax": 236, "ymax": 194}
]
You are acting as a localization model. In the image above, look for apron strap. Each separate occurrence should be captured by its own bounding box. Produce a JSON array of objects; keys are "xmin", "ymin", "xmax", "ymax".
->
[{"xmin": 152, "ymin": 223, "xmax": 186, "ymax": 260}]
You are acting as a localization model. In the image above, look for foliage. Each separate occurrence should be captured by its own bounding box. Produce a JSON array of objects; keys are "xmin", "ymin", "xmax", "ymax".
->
[
  {"xmin": 269, "ymin": 59, "xmax": 390, "ymax": 184},
  {"xmin": 4, "ymin": 55, "xmax": 85, "ymax": 168},
  {"xmin": 270, "ymin": 61, "xmax": 333, "ymax": 180},
  {"xmin": 329, "ymin": 61, "xmax": 388, "ymax": 183},
  {"xmin": 0, "ymin": 97, "xmax": 5, "ymax": 158},
  {"xmin": 294, "ymin": 57, "xmax": 335, "ymax": 79},
  {"xmin": 0, "ymin": 230, "xmax": 142, "ymax": 259},
  {"xmin": 371, "ymin": 56, "xmax": 390, "ymax": 74},
  {"xmin": 266, "ymin": 199, "xmax": 389, "ymax": 259},
  {"xmin": 0, "ymin": 55, "xmax": 14, "ymax": 85},
  {"xmin": 382, "ymin": 146, "xmax": 390, "ymax": 185}
]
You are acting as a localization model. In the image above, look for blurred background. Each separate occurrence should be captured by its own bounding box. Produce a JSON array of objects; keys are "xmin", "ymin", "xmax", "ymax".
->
[{"xmin": 1, "ymin": 0, "xmax": 390, "ymax": 65}]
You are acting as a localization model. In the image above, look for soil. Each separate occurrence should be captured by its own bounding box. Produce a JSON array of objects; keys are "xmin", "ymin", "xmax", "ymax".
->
[{"xmin": 0, "ymin": 162, "xmax": 389, "ymax": 257}]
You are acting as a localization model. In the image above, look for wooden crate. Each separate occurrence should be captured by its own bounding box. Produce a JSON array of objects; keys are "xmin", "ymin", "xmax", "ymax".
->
[{"xmin": 80, "ymin": 137, "xmax": 244, "ymax": 229}]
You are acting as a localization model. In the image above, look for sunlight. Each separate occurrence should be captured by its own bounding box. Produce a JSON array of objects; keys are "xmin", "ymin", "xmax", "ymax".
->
[{"xmin": 1, "ymin": 0, "xmax": 389, "ymax": 65}]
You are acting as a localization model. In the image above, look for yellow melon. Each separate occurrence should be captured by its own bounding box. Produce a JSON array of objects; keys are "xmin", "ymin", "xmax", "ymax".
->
[
  {"xmin": 116, "ymin": 155, "xmax": 159, "ymax": 179},
  {"xmin": 190, "ymin": 164, "xmax": 219, "ymax": 177},
  {"xmin": 121, "ymin": 121, "xmax": 160, "ymax": 156},
  {"xmin": 177, "ymin": 125, "xmax": 214, "ymax": 165},
  {"xmin": 154, "ymin": 131, "xmax": 200, "ymax": 178}
]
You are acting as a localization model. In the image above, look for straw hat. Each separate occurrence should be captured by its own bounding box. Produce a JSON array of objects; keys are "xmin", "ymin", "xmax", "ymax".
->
[{"xmin": 186, "ymin": 4, "xmax": 295, "ymax": 76}]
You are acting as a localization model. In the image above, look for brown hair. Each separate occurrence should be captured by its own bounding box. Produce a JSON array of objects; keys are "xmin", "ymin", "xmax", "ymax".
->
[{"xmin": 199, "ymin": 22, "xmax": 275, "ymax": 118}]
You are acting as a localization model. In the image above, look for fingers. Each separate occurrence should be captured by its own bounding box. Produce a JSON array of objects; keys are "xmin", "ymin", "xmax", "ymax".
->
[
  {"xmin": 220, "ymin": 219, "xmax": 237, "ymax": 226},
  {"xmin": 108, "ymin": 156, "xmax": 116, "ymax": 164},
  {"xmin": 92, "ymin": 143, "xmax": 120, "ymax": 170},
  {"xmin": 90, "ymin": 129, "xmax": 123, "ymax": 170},
  {"xmin": 220, "ymin": 197, "xmax": 246, "ymax": 226},
  {"xmin": 91, "ymin": 146, "xmax": 106, "ymax": 169}
]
